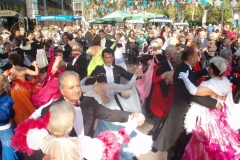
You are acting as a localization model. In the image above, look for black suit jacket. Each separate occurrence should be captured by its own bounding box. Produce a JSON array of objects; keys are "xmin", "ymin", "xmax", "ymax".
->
[
  {"xmin": 154, "ymin": 62, "xmax": 217, "ymax": 151},
  {"xmin": 40, "ymin": 96, "xmax": 131, "ymax": 137},
  {"xmin": 63, "ymin": 43, "xmax": 72, "ymax": 62},
  {"xmin": 85, "ymin": 31, "xmax": 93, "ymax": 48},
  {"xmin": 87, "ymin": 65, "xmax": 133, "ymax": 84},
  {"xmin": 66, "ymin": 53, "xmax": 88, "ymax": 80},
  {"xmin": 156, "ymin": 58, "xmax": 172, "ymax": 97},
  {"xmin": 104, "ymin": 39, "xmax": 114, "ymax": 48}
]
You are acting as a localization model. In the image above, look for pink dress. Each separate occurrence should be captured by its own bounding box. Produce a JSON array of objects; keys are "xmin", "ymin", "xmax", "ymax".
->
[
  {"xmin": 31, "ymin": 59, "xmax": 65, "ymax": 107},
  {"xmin": 182, "ymin": 77, "xmax": 240, "ymax": 160}
]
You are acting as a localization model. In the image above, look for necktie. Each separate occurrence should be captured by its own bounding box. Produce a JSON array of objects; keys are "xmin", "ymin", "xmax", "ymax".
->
[{"xmin": 74, "ymin": 102, "xmax": 81, "ymax": 107}]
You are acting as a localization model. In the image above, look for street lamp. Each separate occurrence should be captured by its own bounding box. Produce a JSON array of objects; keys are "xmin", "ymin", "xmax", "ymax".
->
[
  {"xmin": 214, "ymin": 0, "xmax": 224, "ymax": 28},
  {"xmin": 176, "ymin": 0, "xmax": 185, "ymax": 23},
  {"xmin": 214, "ymin": 0, "xmax": 238, "ymax": 28},
  {"xmin": 231, "ymin": 0, "xmax": 238, "ymax": 28}
]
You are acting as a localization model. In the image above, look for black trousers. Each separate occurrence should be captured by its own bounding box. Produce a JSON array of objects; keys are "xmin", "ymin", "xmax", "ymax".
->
[{"xmin": 171, "ymin": 131, "xmax": 192, "ymax": 160}]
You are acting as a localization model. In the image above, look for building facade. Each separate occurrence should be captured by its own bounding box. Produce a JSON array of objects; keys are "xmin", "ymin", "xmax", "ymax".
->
[{"xmin": 0, "ymin": 0, "xmax": 73, "ymax": 30}]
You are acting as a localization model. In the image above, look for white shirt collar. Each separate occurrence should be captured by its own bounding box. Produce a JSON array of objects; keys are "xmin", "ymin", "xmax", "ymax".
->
[
  {"xmin": 185, "ymin": 62, "xmax": 192, "ymax": 70},
  {"xmin": 63, "ymin": 97, "xmax": 81, "ymax": 105},
  {"xmin": 72, "ymin": 54, "xmax": 81, "ymax": 65},
  {"xmin": 103, "ymin": 64, "xmax": 114, "ymax": 83},
  {"xmin": 167, "ymin": 60, "xmax": 173, "ymax": 70},
  {"xmin": 103, "ymin": 64, "xmax": 114, "ymax": 70}
]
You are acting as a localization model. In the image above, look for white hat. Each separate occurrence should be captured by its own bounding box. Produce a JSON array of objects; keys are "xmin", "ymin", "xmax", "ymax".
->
[{"xmin": 209, "ymin": 57, "xmax": 228, "ymax": 75}]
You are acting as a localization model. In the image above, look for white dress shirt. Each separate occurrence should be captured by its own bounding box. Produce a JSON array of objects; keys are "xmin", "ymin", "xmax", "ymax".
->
[
  {"xmin": 72, "ymin": 54, "xmax": 81, "ymax": 65},
  {"xmin": 30, "ymin": 98, "xmax": 84, "ymax": 137},
  {"xmin": 104, "ymin": 64, "xmax": 114, "ymax": 83},
  {"xmin": 185, "ymin": 62, "xmax": 192, "ymax": 70},
  {"xmin": 167, "ymin": 60, "xmax": 173, "ymax": 70},
  {"xmin": 66, "ymin": 54, "xmax": 81, "ymax": 67},
  {"xmin": 100, "ymin": 38, "xmax": 106, "ymax": 47},
  {"xmin": 64, "ymin": 98, "xmax": 84, "ymax": 137}
]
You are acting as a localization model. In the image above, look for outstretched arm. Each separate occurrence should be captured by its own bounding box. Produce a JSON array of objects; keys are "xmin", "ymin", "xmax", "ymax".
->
[
  {"xmin": 179, "ymin": 71, "xmax": 220, "ymax": 109},
  {"xmin": 109, "ymin": 74, "xmax": 137, "ymax": 93},
  {"xmin": 178, "ymin": 70, "xmax": 213, "ymax": 96},
  {"xmin": 80, "ymin": 77, "xmax": 94, "ymax": 93},
  {"xmin": 109, "ymin": 68, "xmax": 141, "ymax": 93},
  {"xmin": 25, "ymin": 61, "xmax": 39, "ymax": 76}
]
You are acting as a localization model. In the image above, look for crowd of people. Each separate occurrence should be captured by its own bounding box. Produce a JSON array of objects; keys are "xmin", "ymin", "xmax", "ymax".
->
[{"xmin": 0, "ymin": 22, "xmax": 239, "ymax": 160}]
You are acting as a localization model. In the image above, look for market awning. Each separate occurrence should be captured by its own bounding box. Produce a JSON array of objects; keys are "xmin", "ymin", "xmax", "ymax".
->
[
  {"xmin": 97, "ymin": 11, "xmax": 132, "ymax": 23},
  {"xmin": 36, "ymin": 16, "xmax": 82, "ymax": 21}
]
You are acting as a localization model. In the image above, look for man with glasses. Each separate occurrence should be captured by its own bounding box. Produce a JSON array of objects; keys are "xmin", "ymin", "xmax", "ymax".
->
[{"xmin": 59, "ymin": 44, "xmax": 88, "ymax": 79}]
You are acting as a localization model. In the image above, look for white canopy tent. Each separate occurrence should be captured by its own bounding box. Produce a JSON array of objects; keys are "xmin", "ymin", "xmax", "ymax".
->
[
  {"xmin": 126, "ymin": 19, "xmax": 145, "ymax": 24},
  {"xmin": 150, "ymin": 17, "xmax": 173, "ymax": 23}
]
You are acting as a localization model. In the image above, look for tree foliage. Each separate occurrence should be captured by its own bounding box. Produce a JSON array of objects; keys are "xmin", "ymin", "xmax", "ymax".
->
[{"xmin": 84, "ymin": 0, "xmax": 236, "ymax": 25}]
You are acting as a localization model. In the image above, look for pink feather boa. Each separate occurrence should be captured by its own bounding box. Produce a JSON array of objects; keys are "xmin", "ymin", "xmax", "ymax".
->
[
  {"xmin": 97, "ymin": 128, "xmax": 130, "ymax": 160},
  {"xmin": 11, "ymin": 113, "xmax": 50, "ymax": 156}
]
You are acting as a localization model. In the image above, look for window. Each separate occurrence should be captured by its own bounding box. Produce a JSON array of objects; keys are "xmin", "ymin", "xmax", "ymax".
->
[
  {"xmin": 0, "ymin": 2, "xmax": 6, "ymax": 10},
  {"xmin": 6, "ymin": 3, "xmax": 12, "ymax": 10},
  {"xmin": 74, "ymin": 3, "xmax": 81, "ymax": 10},
  {"xmin": 33, "ymin": 1, "xmax": 38, "ymax": 10}
]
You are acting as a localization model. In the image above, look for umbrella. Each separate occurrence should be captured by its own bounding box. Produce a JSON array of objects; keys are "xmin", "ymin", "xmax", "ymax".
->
[
  {"xmin": 132, "ymin": 12, "xmax": 163, "ymax": 20},
  {"xmin": 97, "ymin": 11, "xmax": 132, "ymax": 22},
  {"xmin": 90, "ymin": 20, "xmax": 112, "ymax": 24}
]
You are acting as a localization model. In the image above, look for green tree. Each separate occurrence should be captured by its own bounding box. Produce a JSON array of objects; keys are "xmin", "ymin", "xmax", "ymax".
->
[
  {"xmin": 165, "ymin": 4, "xmax": 178, "ymax": 21},
  {"xmin": 147, "ymin": 6, "xmax": 166, "ymax": 15},
  {"xmin": 207, "ymin": 7, "xmax": 221, "ymax": 23},
  {"xmin": 184, "ymin": 3, "xmax": 202, "ymax": 21}
]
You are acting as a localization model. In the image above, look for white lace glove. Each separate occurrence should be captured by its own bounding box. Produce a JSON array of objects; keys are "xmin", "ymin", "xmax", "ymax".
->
[{"xmin": 178, "ymin": 70, "xmax": 197, "ymax": 95}]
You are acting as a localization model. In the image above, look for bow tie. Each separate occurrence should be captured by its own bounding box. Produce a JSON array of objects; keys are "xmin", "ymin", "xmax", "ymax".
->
[
  {"xmin": 105, "ymin": 66, "xmax": 114, "ymax": 70},
  {"xmin": 74, "ymin": 102, "xmax": 81, "ymax": 107}
]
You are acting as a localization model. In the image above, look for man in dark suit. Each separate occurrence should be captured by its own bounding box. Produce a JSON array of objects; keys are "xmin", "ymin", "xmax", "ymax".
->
[
  {"xmin": 38, "ymin": 70, "xmax": 145, "ymax": 160},
  {"xmin": 99, "ymin": 30, "xmax": 114, "ymax": 48},
  {"xmin": 156, "ymin": 45, "xmax": 176, "ymax": 97},
  {"xmin": 199, "ymin": 31, "xmax": 209, "ymax": 68},
  {"xmin": 153, "ymin": 47, "xmax": 221, "ymax": 160},
  {"xmin": 11, "ymin": 37, "xmax": 25, "ymax": 66},
  {"xmin": 85, "ymin": 48, "xmax": 133, "ymax": 111},
  {"xmin": 86, "ymin": 48, "xmax": 133, "ymax": 84},
  {"xmin": 59, "ymin": 44, "xmax": 88, "ymax": 80},
  {"xmin": 83, "ymin": 27, "xmax": 93, "ymax": 51},
  {"xmin": 60, "ymin": 34, "xmax": 72, "ymax": 62}
]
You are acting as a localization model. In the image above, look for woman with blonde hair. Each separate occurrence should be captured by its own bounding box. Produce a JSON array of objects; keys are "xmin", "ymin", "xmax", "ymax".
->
[
  {"xmin": 12, "ymin": 101, "xmax": 140, "ymax": 160},
  {"xmin": 206, "ymin": 32, "xmax": 217, "ymax": 60}
]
